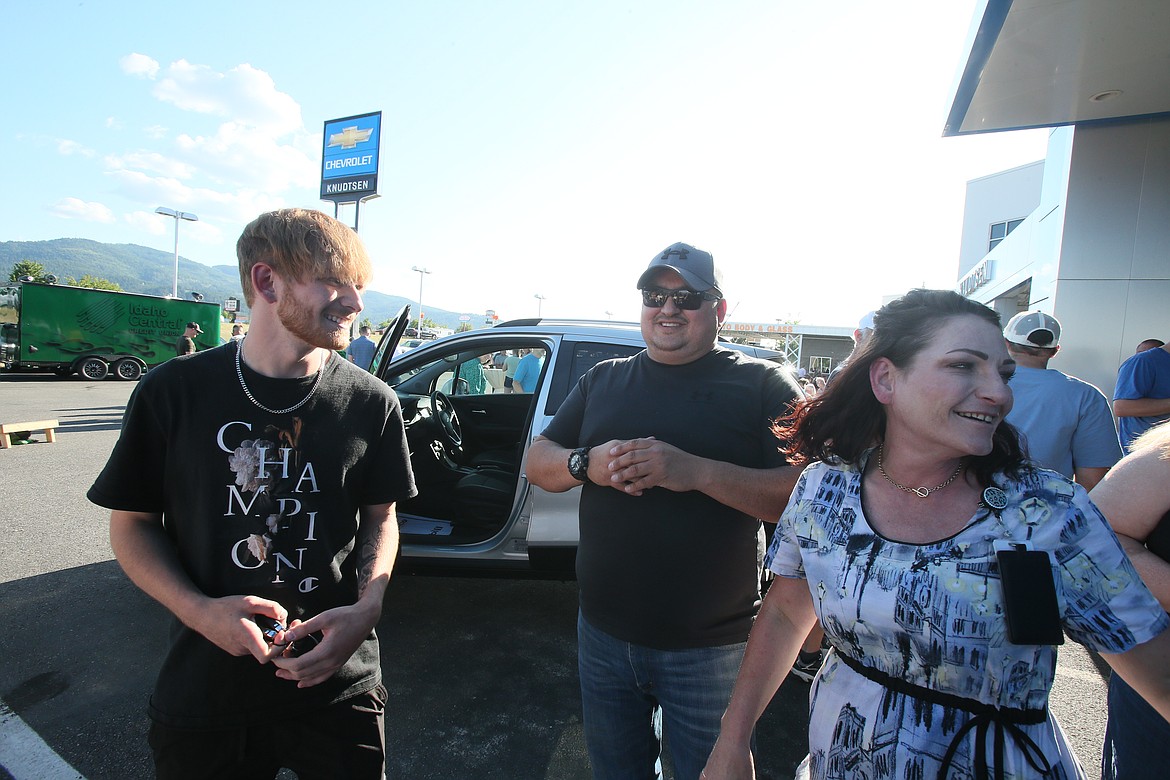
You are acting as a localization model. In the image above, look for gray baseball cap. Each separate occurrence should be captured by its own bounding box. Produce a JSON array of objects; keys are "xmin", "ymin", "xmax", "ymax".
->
[
  {"xmin": 636, "ymin": 242, "xmax": 723, "ymax": 296},
  {"xmin": 1004, "ymin": 310, "xmax": 1061, "ymax": 347}
]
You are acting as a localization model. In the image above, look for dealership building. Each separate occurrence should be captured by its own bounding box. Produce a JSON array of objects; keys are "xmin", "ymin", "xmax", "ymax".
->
[{"xmin": 949, "ymin": 0, "xmax": 1170, "ymax": 398}]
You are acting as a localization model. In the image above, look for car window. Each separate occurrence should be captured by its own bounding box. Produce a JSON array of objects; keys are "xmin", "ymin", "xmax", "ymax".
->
[
  {"xmin": 544, "ymin": 341, "xmax": 642, "ymax": 415},
  {"xmin": 385, "ymin": 344, "xmax": 537, "ymax": 396}
]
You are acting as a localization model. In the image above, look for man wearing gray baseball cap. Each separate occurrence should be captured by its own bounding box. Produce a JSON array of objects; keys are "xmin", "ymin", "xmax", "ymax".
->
[{"xmin": 528, "ymin": 241, "xmax": 803, "ymax": 779}]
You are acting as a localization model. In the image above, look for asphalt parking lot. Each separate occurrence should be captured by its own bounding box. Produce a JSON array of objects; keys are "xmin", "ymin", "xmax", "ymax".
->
[
  {"xmin": 0, "ymin": 373, "xmax": 1116, "ymax": 779},
  {"xmin": 0, "ymin": 373, "xmax": 816, "ymax": 779}
]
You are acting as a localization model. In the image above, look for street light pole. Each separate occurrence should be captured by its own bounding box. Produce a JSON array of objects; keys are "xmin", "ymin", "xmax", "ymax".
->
[
  {"xmin": 155, "ymin": 207, "xmax": 199, "ymax": 298},
  {"xmin": 411, "ymin": 266, "xmax": 432, "ymax": 329},
  {"xmin": 534, "ymin": 293, "xmax": 546, "ymax": 318}
]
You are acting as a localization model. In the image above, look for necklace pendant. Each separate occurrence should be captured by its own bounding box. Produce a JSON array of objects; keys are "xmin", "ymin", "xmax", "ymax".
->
[{"xmin": 912, "ymin": 486, "xmax": 931, "ymax": 498}]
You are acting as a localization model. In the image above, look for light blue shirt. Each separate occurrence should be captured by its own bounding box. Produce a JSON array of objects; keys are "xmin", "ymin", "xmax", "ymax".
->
[
  {"xmin": 513, "ymin": 352, "xmax": 542, "ymax": 392},
  {"xmin": 1114, "ymin": 346, "xmax": 1170, "ymax": 451},
  {"xmin": 1006, "ymin": 365, "xmax": 1122, "ymax": 477},
  {"xmin": 347, "ymin": 335, "xmax": 376, "ymax": 371}
]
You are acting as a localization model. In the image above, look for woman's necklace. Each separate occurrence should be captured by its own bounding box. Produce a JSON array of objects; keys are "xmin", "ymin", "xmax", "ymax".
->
[
  {"xmin": 235, "ymin": 339, "xmax": 326, "ymax": 416},
  {"xmin": 876, "ymin": 443, "xmax": 964, "ymax": 498}
]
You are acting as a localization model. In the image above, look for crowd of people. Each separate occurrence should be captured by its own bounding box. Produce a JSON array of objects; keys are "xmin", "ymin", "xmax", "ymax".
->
[{"xmin": 92, "ymin": 210, "xmax": 1169, "ymax": 779}]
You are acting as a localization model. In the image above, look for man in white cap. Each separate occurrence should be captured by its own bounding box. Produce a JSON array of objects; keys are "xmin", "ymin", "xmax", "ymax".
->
[{"xmin": 1003, "ymin": 310, "xmax": 1121, "ymax": 489}]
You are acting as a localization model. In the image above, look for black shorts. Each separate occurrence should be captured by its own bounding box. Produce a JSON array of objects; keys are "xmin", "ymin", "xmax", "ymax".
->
[
  {"xmin": 148, "ymin": 684, "xmax": 387, "ymax": 780},
  {"xmin": 504, "ymin": 376, "xmax": 514, "ymax": 388}
]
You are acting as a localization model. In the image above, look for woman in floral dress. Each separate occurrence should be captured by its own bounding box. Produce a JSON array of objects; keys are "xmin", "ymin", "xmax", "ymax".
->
[{"xmin": 703, "ymin": 290, "xmax": 1170, "ymax": 780}]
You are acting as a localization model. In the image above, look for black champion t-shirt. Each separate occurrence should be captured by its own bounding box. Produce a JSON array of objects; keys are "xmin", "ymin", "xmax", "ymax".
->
[{"xmin": 89, "ymin": 344, "xmax": 416, "ymax": 728}]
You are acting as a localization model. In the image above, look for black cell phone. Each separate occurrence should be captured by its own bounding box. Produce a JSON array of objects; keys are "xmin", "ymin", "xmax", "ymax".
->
[{"xmin": 996, "ymin": 547, "xmax": 1065, "ymax": 645}]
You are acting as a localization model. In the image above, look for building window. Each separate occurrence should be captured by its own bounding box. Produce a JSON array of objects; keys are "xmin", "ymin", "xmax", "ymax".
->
[
  {"xmin": 988, "ymin": 218, "xmax": 1025, "ymax": 252},
  {"xmin": 809, "ymin": 356, "xmax": 832, "ymax": 376}
]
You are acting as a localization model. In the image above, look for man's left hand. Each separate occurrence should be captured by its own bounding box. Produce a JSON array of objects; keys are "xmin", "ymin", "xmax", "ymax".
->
[
  {"xmin": 269, "ymin": 601, "xmax": 379, "ymax": 688},
  {"xmin": 606, "ymin": 437, "xmax": 702, "ymax": 496}
]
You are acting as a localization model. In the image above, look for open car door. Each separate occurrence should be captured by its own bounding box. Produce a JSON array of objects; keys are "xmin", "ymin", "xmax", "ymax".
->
[{"xmin": 371, "ymin": 305, "xmax": 410, "ymax": 378}]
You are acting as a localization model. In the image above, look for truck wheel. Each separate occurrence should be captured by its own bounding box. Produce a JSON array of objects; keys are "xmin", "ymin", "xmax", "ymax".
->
[
  {"xmin": 113, "ymin": 359, "xmax": 143, "ymax": 381},
  {"xmin": 78, "ymin": 357, "xmax": 109, "ymax": 381}
]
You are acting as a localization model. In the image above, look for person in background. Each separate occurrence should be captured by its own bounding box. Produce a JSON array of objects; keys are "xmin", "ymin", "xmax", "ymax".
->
[
  {"xmin": 455, "ymin": 352, "xmax": 490, "ymax": 395},
  {"xmin": 703, "ymin": 289, "xmax": 1170, "ymax": 780},
  {"xmin": 1136, "ymin": 338, "xmax": 1165, "ymax": 354},
  {"xmin": 503, "ymin": 350, "xmax": 520, "ymax": 393},
  {"xmin": 528, "ymin": 242, "xmax": 802, "ymax": 780},
  {"xmin": 826, "ymin": 310, "xmax": 875, "ymax": 384},
  {"xmin": 1001, "ymin": 310, "xmax": 1121, "ymax": 490},
  {"xmin": 347, "ymin": 325, "xmax": 377, "ymax": 372},
  {"xmin": 511, "ymin": 347, "xmax": 544, "ymax": 394},
  {"xmin": 1090, "ymin": 420, "xmax": 1170, "ymax": 780},
  {"xmin": 175, "ymin": 321, "xmax": 201, "ymax": 356},
  {"xmin": 230, "ymin": 324, "xmax": 246, "ymax": 342},
  {"xmin": 88, "ymin": 208, "xmax": 416, "ymax": 779},
  {"xmin": 1114, "ymin": 338, "xmax": 1170, "ymax": 451}
]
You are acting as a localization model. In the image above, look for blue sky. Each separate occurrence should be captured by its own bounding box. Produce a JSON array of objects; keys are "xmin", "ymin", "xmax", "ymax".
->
[{"xmin": 2, "ymin": 0, "xmax": 1048, "ymax": 327}]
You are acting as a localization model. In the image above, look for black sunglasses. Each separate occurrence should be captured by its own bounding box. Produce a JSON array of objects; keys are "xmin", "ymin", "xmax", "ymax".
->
[{"xmin": 640, "ymin": 287, "xmax": 721, "ymax": 311}]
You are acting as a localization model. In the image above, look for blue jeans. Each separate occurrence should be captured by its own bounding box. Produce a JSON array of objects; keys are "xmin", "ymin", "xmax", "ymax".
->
[
  {"xmin": 1103, "ymin": 673, "xmax": 1170, "ymax": 780},
  {"xmin": 577, "ymin": 612, "xmax": 747, "ymax": 780}
]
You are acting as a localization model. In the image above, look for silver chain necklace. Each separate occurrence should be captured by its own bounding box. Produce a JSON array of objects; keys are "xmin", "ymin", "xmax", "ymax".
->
[
  {"xmin": 876, "ymin": 443, "xmax": 964, "ymax": 498},
  {"xmin": 234, "ymin": 339, "xmax": 326, "ymax": 416}
]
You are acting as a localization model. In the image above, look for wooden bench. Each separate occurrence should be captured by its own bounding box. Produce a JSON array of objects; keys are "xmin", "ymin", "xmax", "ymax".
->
[{"xmin": 1, "ymin": 419, "xmax": 59, "ymax": 449}]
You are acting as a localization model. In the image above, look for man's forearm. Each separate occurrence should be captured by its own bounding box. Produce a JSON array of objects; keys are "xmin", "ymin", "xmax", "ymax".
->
[
  {"xmin": 693, "ymin": 460, "xmax": 800, "ymax": 521},
  {"xmin": 354, "ymin": 502, "xmax": 399, "ymax": 615},
  {"xmin": 1073, "ymin": 466, "xmax": 1109, "ymax": 492},
  {"xmin": 1114, "ymin": 398, "xmax": 1170, "ymax": 418},
  {"xmin": 526, "ymin": 437, "xmax": 579, "ymax": 492},
  {"xmin": 109, "ymin": 510, "xmax": 209, "ymax": 628}
]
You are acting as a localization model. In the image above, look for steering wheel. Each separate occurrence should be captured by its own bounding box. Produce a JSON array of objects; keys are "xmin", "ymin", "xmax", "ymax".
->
[{"xmin": 430, "ymin": 390, "xmax": 463, "ymax": 453}]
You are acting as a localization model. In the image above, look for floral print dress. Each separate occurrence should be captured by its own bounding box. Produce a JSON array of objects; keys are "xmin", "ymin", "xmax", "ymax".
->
[{"xmin": 768, "ymin": 453, "xmax": 1168, "ymax": 779}]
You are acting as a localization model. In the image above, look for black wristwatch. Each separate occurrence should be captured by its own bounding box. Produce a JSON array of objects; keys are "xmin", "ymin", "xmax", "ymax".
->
[{"xmin": 568, "ymin": 447, "xmax": 590, "ymax": 482}]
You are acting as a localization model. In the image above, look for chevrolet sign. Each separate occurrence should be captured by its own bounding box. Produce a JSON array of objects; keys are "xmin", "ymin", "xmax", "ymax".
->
[{"xmin": 321, "ymin": 111, "xmax": 382, "ymax": 202}]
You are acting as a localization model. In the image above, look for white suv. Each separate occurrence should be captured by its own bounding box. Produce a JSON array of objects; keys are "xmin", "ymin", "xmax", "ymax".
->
[{"xmin": 372, "ymin": 310, "xmax": 787, "ymax": 576}]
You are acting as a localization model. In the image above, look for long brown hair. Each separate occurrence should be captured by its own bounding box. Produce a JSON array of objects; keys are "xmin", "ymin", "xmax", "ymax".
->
[{"xmin": 776, "ymin": 289, "xmax": 1027, "ymax": 486}]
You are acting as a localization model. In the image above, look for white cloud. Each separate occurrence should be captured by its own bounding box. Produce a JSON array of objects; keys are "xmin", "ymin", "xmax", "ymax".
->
[
  {"xmin": 105, "ymin": 117, "xmax": 123, "ymax": 130},
  {"xmin": 105, "ymin": 169, "xmax": 288, "ymax": 226},
  {"xmin": 105, "ymin": 151, "xmax": 195, "ymax": 180},
  {"xmin": 57, "ymin": 139, "xmax": 95, "ymax": 157},
  {"xmin": 124, "ymin": 210, "xmax": 168, "ymax": 236},
  {"xmin": 120, "ymin": 53, "xmax": 159, "ymax": 79},
  {"xmin": 175, "ymin": 122, "xmax": 317, "ymax": 191},
  {"xmin": 152, "ymin": 60, "xmax": 302, "ymax": 135},
  {"xmin": 50, "ymin": 198, "xmax": 116, "ymax": 223},
  {"xmin": 114, "ymin": 56, "xmax": 314, "ymax": 200},
  {"xmin": 125, "ymin": 209, "xmax": 223, "ymax": 246}
]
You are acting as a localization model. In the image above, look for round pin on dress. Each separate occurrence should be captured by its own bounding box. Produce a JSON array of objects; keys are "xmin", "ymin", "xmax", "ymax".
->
[{"xmin": 982, "ymin": 486, "xmax": 1008, "ymax": 510}]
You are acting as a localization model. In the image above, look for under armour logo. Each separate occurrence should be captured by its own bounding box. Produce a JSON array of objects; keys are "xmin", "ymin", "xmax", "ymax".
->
[{"xmin": 661, "ymin": 248, "xmax": 689, "ymax": 261}]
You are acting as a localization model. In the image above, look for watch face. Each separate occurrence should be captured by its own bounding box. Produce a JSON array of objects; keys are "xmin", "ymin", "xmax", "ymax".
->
[{"xmin": 569, "ymin": 448, "xmax": 588, "ymax": 480}]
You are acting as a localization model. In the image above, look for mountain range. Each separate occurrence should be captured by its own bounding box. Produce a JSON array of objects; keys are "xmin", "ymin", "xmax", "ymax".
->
[{"xmin": 0, "ymin": 238, "xmax": 483, "ymax": 330}]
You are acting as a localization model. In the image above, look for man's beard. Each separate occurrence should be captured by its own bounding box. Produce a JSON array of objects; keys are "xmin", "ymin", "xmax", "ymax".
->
[{"xmin": 276, "ymin": 292, "xmax": 348, "ymax": 351}]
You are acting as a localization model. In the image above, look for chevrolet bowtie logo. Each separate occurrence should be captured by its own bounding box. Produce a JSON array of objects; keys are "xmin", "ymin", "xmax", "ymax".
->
[{"xmin": 328, "ymin": 126, "xmax": 373, "ymax": 150}]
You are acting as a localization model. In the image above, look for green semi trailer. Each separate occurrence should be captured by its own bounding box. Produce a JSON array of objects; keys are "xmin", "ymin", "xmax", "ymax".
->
[{"xmin": 0, "ymin": 282, "xmax": 222, "ymax": 380}]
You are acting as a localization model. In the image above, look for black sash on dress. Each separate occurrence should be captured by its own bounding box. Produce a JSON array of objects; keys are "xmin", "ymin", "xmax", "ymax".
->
[{"xmin": 833, "ymin": 650, "xmax": 1052, "ymax": 780}]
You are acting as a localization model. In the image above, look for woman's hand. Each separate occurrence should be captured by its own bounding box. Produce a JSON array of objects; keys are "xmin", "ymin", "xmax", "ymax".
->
[{"xmin": 701, "ymin": 735, "xmax": 755, "ymax": 780}]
